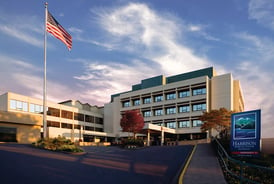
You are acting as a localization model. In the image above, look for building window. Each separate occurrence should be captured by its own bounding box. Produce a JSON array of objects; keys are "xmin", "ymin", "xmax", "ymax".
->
[
  {"xmin": 122, "ymin": 101, "xmax": 130, "ymax": 107},
  {"xmin": 95, "ymin": 127, "xmax": 103, "ymax": 132},
  {"xmin": 143, "ymin": 97, "xmax": 151, "ymax": 104},
  {"xmin": 95, "ymin": 117, "xmax": 103, "ymax": 124},
  {"xmin": 166, "ymin": 122, "xmax": 176, "ymax": 129},
  {"xmin": 179, "ymin": 105, "xmax": 190, "ymax": 113},
  {"xmin": 74, "ymin": 125, "xmax": 81, "ymax": 129},
  {"xmin": 178, "ymin": 121, "xmax": 190, "ymax": 128},
  {"xmin": 166, "ymin": 93, "xmax": 176, "ymax": 100},
  {"xmin": 47, "ymin": 107, "xmax": 60, "ymax": 117},
  {"xmin": 154, "ymin": 95, "xmax": 163, "ymax": 102},
  {"xmin": 192, "ymin": 103, "xmax": 206, "ymax": 111},
  {"xmin": 47, "ymin": 121, "xmax": 60, "ymax": 128},
  {"xmin": 143, "ymin": 111, "xmax": 151, "ymax": 117},
  {"xmin": 10, "ymin": 100, "xmax": 28, "ymax": 112},
  {"xmin": 179, "ymin": 90, "xmax": 190, "ymax": 98},
  {"xmin": 192, "ymin": 120, "xmax": 203, "ymax": 127},
  {"xmin": 192, "ymin": 87, "xmax": 206, "ymax": 96},
  {"xmin": 85, "ymin": 126, "xmax": 94, "ymax": 131},
  {"xmin": 61, "ymin": 110, "xmax": 73, "ymax": 119},
  {"xmin": 61, "ymin": 123, "xmax": 72, "ymax": 129},
  {"xmin": 85, "ymin": 115, "xmax": 94, "ymax": 123},
  {"xmin": 154, "ymin": 109, "xmax": 163, "ymax": 116},
  {"xmin": 30, "ymin": 104, "xmax": 43, "ymax": 114},
  {"xmin": 133, "ymin": 99, "xmax": 140, "ymax": 106},
  {"xmin": 74, "ymin": 113, "xmax": 85, "ymax": 121},
  {"xmin": 166, "ymin": 107, "xmax": 176, "ymax": 114}
]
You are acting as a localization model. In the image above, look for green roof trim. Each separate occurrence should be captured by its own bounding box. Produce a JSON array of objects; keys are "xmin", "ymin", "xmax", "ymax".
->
[
  {"xmin": 111, "ymin": 67, "xmax": 214, "ymax": 101},
  {"xmin": 166, "ymin": 67, "xmax": 214, "ymax": 84}
]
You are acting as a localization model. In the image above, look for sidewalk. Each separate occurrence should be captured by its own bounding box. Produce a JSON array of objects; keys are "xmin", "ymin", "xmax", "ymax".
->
[{"xmin": 183, "ymin": 143, "xmax": 227, "ymax": 184}]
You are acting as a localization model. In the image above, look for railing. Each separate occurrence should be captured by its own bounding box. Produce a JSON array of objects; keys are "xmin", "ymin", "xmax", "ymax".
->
[{"xmin": 212, "ymin": 138, "xmax": 274, "ymax": 184}]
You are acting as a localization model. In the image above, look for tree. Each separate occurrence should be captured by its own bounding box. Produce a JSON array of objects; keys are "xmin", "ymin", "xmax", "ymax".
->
[
  {"xmin": 120, "ymin": 109, "xmax": 144, "ymax": 139},
  {"xmin": 200, "ymin": 107, "xmax": 234, "ymax": 139}
]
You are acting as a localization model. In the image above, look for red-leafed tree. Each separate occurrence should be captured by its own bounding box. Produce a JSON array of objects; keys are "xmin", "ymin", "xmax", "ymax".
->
[
  {"xmin": 200, "ymin": 107, "xmax": 234, "ymax": 139},
  {"xmin": 120, "ymin": 109, "xmax": 144, "ymax": 139}
]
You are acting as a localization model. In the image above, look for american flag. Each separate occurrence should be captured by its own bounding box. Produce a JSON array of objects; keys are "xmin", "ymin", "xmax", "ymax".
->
[{"xmin": 46, "ymin": 11, "xmax": 72, "ymax": 50}]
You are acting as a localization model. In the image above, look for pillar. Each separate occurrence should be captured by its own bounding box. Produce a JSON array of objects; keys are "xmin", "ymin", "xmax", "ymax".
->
[
  {"xmin": 147, "ymin": 130, "xmax": 150, "ymax": 146},
  {"xmin": 161, "ymin": 129, "xmax": 164, "ymax": 146}
]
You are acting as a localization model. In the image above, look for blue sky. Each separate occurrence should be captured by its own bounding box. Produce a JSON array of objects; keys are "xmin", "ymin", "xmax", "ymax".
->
[{"xmin": 0, "ymin": 0, "xmax": 273, "ymax": 138}]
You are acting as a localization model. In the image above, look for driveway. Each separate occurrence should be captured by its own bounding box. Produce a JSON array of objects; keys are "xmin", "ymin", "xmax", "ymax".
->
[{"xmin": 0, "ymin": 143, "xmax": 193, "ymax": 184}]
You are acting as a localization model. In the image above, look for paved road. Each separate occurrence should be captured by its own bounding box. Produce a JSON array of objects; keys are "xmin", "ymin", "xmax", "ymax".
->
[{"xmin": 0, "ymin": 144, "xmax": 193, "ymax": 184}]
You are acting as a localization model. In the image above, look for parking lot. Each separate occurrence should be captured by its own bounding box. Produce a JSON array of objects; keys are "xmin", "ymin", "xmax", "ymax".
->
[{"xmin": 0, "ymin": 144, "xmax": 193, "ymax": 184}]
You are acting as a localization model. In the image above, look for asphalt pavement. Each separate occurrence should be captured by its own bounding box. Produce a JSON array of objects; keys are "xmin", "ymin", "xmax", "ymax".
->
[
  {"xmin": 183, "ymin": 143, "xmax": 227, "ymax": 184},
  {"xmin": 0, "ymin": 143, "xmax": 193, "ymax": 184}
]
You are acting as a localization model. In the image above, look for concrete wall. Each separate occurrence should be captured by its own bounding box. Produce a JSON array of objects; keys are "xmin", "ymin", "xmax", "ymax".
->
[
  {"xmin": 0, "ymin": 111, "xmax": 42, "ymax": 143},
  {"xmin": 211, "ymin": 73, "xmax": 233, "ymax": 110}
]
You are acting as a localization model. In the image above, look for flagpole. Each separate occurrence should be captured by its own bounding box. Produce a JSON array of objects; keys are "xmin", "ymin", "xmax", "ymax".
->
[{"xmin": 43, "ymin": 2, "xmax": 48, "ymax": 139}]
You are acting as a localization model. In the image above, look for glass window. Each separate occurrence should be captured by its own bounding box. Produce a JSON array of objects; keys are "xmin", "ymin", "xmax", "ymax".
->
[
  {"xmin": 74, "ymin": 113, "xmax": 85, "ymax": 121},
  {"xmin": 95, "ymin": 127, "xmax": 103, "ymax": 132},
  {"xmin": 179, "ymin": 105, "xmax": 190, "ymax": 113},
  {"xmin": 179, "ymin": 90, "xmax": 190, "ymax": 98},
  {"xmin": 133, "ymin": 99, "xmax": 140, "ymax": 106},
  {"xmin": 61, "ymin": 110, "xmax": 73, "ymax": 119},
  {"xmin": 154, "ymin": 109, "xmax": 163, "ymax": 116},
  {"xmin": 30, "ymin": 103, "xmax": 43, "ymax": 113},
  {"xmin": 85, "ymin": 115, "xmax": 94, "ymax": 123},
  {"xmin": 154, "ymin": 95, "xmax": 163, "ymax": 102},
  {"xmin": 95, "ymin": 117, "xmax": 103, "ymax": 124},
  {"xmin": 166, "ymin": 107, "xmax": 176, "ymax": 114},
  {"xmin": 178, "ymin": 121, "xmax": 190, "ymax": 128},
  {"xmin": 192, "ymin": 88, "xmax": 206, "ymax": 96},
  {"xmin": 10, "ymin": 100, "xmax": 29, "ymax": 112},
  {"xmin": 143, "ymin": 97, "xmax": 151, "ymax": 104},
  {"xmin": 192, "ymin": 120, "xmax": 203, "ymax": 127},
  {"xmin": 74, "ymin": 125, "xmax": 81, "ymax": 129},
  {"xmin": 143, "ymin": 111, "xmax": 151, "ymax": 117},
  {"xmin": 47, "ymin": 121, "xmax": 60, "ymax": 128},
  {"xmin": 192, "ymin": 103, "xmax": 206, "ymax": 111},
  {"xmin": 166, "ymin": 93, "xmax": 176, "ymax": 100},
  {"xmin": 85, "ymin": 126, "xmax": 94, "ymax": 131},
  {"xmin": 47, "ymin": 107, "xmax": 60, "ymax": 117},
  {"xmin": 166, "ymin": 122, "xmax": 176, "ymax": 129},
  {"xmin": 16, "ymin": 101, "xmax": 23, "ymax": 110},
  {"xmin": 10, "ymin": 100, "xmax": 16, "ymax": 110},
  {"xmin": 123, "ymin": 101, "xmax": 130, "ymax": 107},
  {"xmin": 61, "ymin": 123, "xmax": 72, "ymax": 129}
]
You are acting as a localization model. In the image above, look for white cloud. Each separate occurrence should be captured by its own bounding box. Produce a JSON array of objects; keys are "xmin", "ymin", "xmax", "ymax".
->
[
  {"xmin": 234, "ymin": 62, "xmax": 274, "ymax": 138},
  {"xmin": 232, "ymin": 32, "xmax": 274, "ymax": 138},
  {"xmin": 0, "ymin": 25, "xmax": 43, "ymax": 47},
  {"xmin": 248, "ymin": 0, "xmax": 274, "ymax": 30},
  {"xmin": 92, "ymin": 3, "xmax": 211, "ymax": 75}
]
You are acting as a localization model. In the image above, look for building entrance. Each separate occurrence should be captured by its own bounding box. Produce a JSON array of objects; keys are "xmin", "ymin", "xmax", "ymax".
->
[{"xmin": 0, "ymin": 127, "xmax": 17, "ymax": 142}]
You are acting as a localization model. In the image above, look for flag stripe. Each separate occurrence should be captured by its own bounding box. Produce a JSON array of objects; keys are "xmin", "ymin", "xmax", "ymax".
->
[{"xmin": 46, "ymin": 11, "xmax": 72, "ymax": 50}]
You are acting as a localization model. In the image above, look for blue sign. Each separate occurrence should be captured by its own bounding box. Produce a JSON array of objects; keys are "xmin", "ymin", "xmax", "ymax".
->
[{"xmin": 230, "ymin": 109, "xmax": 261, "ymax": 156}]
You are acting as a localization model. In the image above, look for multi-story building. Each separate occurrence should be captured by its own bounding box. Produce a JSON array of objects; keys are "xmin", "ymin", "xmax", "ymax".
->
[
  {"xmin": 0, "ymin": 92, "xmax": 109, "ymax": 143},
  {"xmin": 104, "ymin": 67, "xmax": 244, "ymax": 144},
  {"xmin": 0, "ymin": 67, "xmax": 244, "ymax": 144}
]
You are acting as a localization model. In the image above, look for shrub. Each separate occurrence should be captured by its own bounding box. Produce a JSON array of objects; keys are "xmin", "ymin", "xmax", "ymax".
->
[
  {"xmin": 122, "ymin": 139, "xmax": 144, "ymax": 148},
  {"xmin": 33, "ymin": 136, "xmax": 83, "ymax": 153}
]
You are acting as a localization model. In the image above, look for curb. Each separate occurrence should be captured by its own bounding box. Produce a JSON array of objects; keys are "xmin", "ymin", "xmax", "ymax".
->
[{"xmin": 178, "ymin": 144, "xmax": 197, "ymax": 184}]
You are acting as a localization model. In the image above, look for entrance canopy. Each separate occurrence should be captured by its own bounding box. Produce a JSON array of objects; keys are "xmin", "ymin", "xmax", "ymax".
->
[{"xmin": 143, "ymin": 123, "xmax": 176, "ymax": 134}]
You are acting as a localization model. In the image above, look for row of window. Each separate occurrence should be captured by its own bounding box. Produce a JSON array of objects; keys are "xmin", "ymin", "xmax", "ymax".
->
[
  {"xmin": 142, "ymin": 103, "xmax": 206, "ymax": 117},
  {"xmin": 122, "ymin": 87, "xmax": 206, "ymax": 107},
  {"xmin": 9, "ymin": 100, "xmax": 103, "ymax": 124},
  {"xmin": 153, "ymin": 119, "xmax": 203, "ymax": 129},
  {"xmin": 47, "ymin": 121, "xmax": 103, "ymax": 132}
]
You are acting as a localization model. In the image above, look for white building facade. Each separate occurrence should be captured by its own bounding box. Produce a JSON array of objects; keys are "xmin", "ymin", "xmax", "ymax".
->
[{"xmin": 104, "ymin": 67, "xmax": 244, "ymax": 143}]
